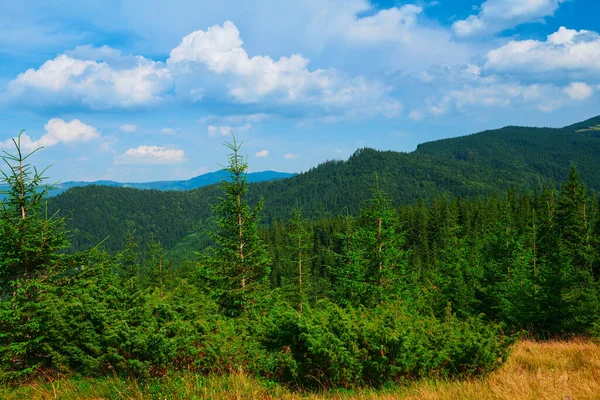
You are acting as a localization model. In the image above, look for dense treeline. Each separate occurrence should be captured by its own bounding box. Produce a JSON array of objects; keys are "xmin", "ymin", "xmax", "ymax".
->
[
  {"xmin": 2, "ymin": 131, "xmax": 600, "ymax": 389},
  {"xmin": 49, "ymin": 115, "xmax": 600, "ymax": 253},
  {"xmin": 263, "ymin": 169, "xmax": 600, "ymax": 335}
]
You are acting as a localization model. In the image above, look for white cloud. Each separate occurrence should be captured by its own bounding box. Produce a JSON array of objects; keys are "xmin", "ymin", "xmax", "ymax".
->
[
  {"xmin": 309, "ymin": 1, "xmax": 471, "ymax": 71},
  {"xmin": 424, "ymin": 80, "xmax": 593, "ymax": 116},
  {"xmin": 168, "ymin": 21, "xmax": 401, "ymax": 116},
  {"xmin": 207, "ymin": 123, "xmax": 251, "ymax": 137},
  {"xmin": 564, "ymin": 82, "xmax": 593, "ymax": 100},
  {"xmin": 453, "ymin": 0, "xmax": 564, "ymax": 37},
  {"xmin": 255, "ymin": 149, "xmax": 269, "ymax": 157},
  {"xmin": 115, "ymin": 145, "xmax": 185, "ymax": 165},
  {"xmin": 120, "ymin": 124, "xmax": 136, "ymax": 133},
  {"xmin": 4, "ymin": 50, "xmax": 172, "ymax": 109},
  {"xmin": 160, "ymin": 127, "xmax": 176, "ymax": 135},
  {"xmin": 485, "ymin": 27, "xmax": 600, "ymax": 73},
  {"xmin": 342, "ymin": 5, "xmax": 424, "ymax": 43},
  {"xmin": 284, "ymin": 153, "xmax": 298, "ymax": 160},
  {"xmin": 0, "ymin": 118, "xmax": 99, "ymax": 151},
  {"xmin": 4, "ymin": 20, "xmax": 402, "ymax": 120}
]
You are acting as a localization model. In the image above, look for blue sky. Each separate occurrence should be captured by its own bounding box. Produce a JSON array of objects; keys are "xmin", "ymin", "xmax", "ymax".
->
[{"xmin": 1, "ymin": 0, "xmax": 599, "ymax": 182}]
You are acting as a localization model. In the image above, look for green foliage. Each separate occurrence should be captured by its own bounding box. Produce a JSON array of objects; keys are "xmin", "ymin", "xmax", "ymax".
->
[
  {"xmin": 0, "ymin": 132, "xmax": 67, "ymax": 285},
  {"xmin": 202, "ymin": 135, "xmax": 271, "ymax": 316},
  {"xmin": 4, "ymin": 122, "xmax": 600, "ymax": 391},
  {"xmin": 47, "ymin": 115, "xmax": 600, "ymax": 255},
  {"xmin": 264, "ymin": 300, "xmax": 512, "ymax": 388},
  {"xmin": 330, "ymin": 186, "xmax": 408, "ymax": 307}
]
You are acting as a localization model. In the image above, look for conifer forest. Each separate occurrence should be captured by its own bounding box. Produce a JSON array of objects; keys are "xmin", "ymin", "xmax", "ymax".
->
[
  {"xmin": 3, "ymin": 0, "xmax": 600, "ymax": 395},
  {"xmin": 2, "ymin": 119, "xmax": 600, "ymax": 397}
]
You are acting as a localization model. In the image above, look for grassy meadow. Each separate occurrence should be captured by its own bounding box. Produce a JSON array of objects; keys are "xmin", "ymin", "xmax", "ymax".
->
[{"xmin": 2, "ymin": 339, "xmax": 599, "ymax": 400}]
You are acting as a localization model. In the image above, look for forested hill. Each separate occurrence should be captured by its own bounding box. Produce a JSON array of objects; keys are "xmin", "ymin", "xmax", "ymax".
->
[
  {"xmin": 414, "ymin": 115, "xmax": 600, "ymax": 186},
  {"xmin": 0, "ymin": 169, "xmax": 294, "ymax": 197},
  {"xmin": 48, "ymin": 115, "xmax": 600, "ymax": 253}
]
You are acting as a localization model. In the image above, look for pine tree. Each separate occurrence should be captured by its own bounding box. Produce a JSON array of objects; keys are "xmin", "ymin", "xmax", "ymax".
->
[
  {"xmin": 357, "ymin": 185, "xmax": 405, "ymax": 303},
  {"xmin": 0, "ymin": 132, "xmax": 68, "ymax": 378},
  {"xmin": 554, "ymin": 165, "xmax": 598, "ymax": 332},
  {"xmin": 329, "ymin": 211, "xmax": 362, "ymax": 306},
  {"xmin": 0, "ymin": 131, "xmax": 67, "ymax": 288},
  {"xmin": 535, "ymin": 185, "xmax": 564, "ymax": 332},
  {"xmin": 285, "ymin": 206, "xmax": 312, "ymax": 313},
  {"xmin": 145, "ymin": 234, "xmax": 171, "ymax": 297},
  {"xmin": 556, "ymin": 165, "xmax": 594, "ymax": 276},
  {"xmin": 592, "ymin": 196, "xmax": 600, "ymax": 280},
  {"xmin": 205, "ymin": 134, "xmax": 270, "ymax": 315},
  {"xmin": 332, "ymin": 184, "xmax": 406, "ymax": 307},
  {"xmin": 429, "ymin": 196, "xmax": 480, "ymax": 319}
]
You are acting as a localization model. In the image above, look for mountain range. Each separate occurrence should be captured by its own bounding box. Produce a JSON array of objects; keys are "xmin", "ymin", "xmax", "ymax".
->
[
  {"xmin": 0, "ymin": 170, "xmax": 295, "ymax": 199},
  {"xmin": 44, "ymin": 115, "xmax": 600, "ymax": 254}
]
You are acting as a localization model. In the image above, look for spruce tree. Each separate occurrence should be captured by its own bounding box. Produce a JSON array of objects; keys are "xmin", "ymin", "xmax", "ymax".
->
[
  {"xmin": 554, "ymin": 165, "xmax": 598, "ymax": 332},
  {"xmin": 0, "ymin": 132, "xmax": 68, "ymax": 378},
  {"xmin": 535, "ymin": 185, "xmax": 564, "ymax": 332},
  {"xmin": 0, "ymin": 131, "xmax": 67, "ymax": 288},
  {"xmin": 284, "ymin": 206, "xmax": 312, "ymax": 313},
  {"xmin": 205, "ymin": 134, "xmax": 270, "ymax": 315},
  {"xmin": 332, "ymin": 184, "xmax": 406, "ymax": 307},
  {"xmin": 556, "ymin": 165, "xmax": 594, "ymax": 276},
  {"xmin": 329, "ymin": 211, "xmax": 362, "ymax": 306}
]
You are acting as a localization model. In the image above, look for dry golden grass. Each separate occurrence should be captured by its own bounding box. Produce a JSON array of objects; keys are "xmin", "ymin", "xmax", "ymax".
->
[
  {"xmin": 2, "ymin": 339, "xmax": 600, "ymax": 399},
  {"xmin": 405, "ymin": 339, "xmax": 600, "ymax": 400}
]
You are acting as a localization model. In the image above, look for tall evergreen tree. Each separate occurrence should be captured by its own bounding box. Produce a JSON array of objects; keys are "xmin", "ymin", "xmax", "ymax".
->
[
  {"xmin": 556, "ymin": 165, "xmax": 594, "ymax": 276},
  {"xmin": 0, "ymin": 132, "xmax": 68, "ymax": 378},
  {"xmin": 0, "ymin": 132, "xmax": 67, "ymax": 288},
  {"xmin": 554, "ymin": 165, "xmax": 598, "ymax": 332},
  {"xmin": 332, "ymin": 184, "xmax": 406, "ymax": 307},
  {"xmin": 204, "ymin": 135, "xmax": 270, "ymax": 315},
  {"xmin": 285, "ymin": 206, "xmax": 311, "ymax": 313}
]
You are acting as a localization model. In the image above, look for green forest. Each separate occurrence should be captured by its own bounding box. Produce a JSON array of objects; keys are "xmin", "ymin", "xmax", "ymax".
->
[
  {"xmin": 47, "ymin": 115, "xmax": 600, "ymax": 255},
  {"xmin": 2, "ymin": 117, "xmax": 600, "ymax": 392}
]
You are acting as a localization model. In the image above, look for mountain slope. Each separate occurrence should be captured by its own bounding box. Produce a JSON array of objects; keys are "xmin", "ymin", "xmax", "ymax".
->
[
  {"xmin": 0, "ymin": 170, "xmax": 294, "ymax": 201},
  {"xmin": 51, "ymin": 170, "xmax": 294, "ymax": 194},
  {"xmin": 47, "ymin": 115, "xmax": 600, "ymax": 253}
]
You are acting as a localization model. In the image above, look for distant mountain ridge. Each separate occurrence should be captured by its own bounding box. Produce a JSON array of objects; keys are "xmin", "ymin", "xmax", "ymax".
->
[
  {"xmin": 45, "ymin": 115, "xmax": 600, "ymax": 253},
  {"xmin": 1, "ymin": 170, "xmax": 295, "ymax": 198}
]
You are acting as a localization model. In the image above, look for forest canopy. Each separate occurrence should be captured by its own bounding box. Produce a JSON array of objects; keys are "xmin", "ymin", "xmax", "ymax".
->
[{"xmin": 1, "ymin": 128, "xmax": 600, "ymax": 390}]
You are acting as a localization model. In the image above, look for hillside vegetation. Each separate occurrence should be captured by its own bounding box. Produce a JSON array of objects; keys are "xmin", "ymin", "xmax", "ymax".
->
[
  {"xmin": 2, "ymin": 120, "xmax": 600, "ymax": 396},
  {"xmin": 1, "ymin": 339, "xmax": 598, "ymax": 399},
  {"xmin": 48, "ymin": 115, "xmax": 600, "ymax": 253}
]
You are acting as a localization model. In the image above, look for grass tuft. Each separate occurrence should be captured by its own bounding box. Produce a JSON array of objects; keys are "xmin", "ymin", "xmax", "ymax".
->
[{"xmin": 2, "ymin": 339, "xmax": 600, "ymax": 399}]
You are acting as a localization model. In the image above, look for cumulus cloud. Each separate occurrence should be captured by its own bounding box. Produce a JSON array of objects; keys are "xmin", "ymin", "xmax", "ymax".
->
[
  {"xmin": 120, "ymin": 124, "xmax": 136, "ymax": 133},
  {"xmin": 342, "ymin": 5, "xmax": 424, "ymax": 43},
  {"xmin": 4, "ymin": 21, "xmax": 400, "ymax": 120},
  {"xmin": 4, "ymin": 52, "xmax": 172, "ymax": 109},
  {"xmin": 404, "ymin": 62, "xmax": 596, "ymax": 118},
  {"xmin": 307, "ymin": 1, "xmax": 471, "ymax": 71},
  {"xmin": 424, "ymin": 81, "xmax": 593, "ymax": 116},
  {"xmin": 168, "ymin": 21, "xmax": 401, "ymax": 116},
  {"xmin": 564, "ymin": 82, "xmax": 593, "ymax": 100},
  {"xmin": 115, "ymin": 145, "xmax": 185, "ymax": 165},
  {"xmin": 453, "ymin": 0, "xmax": 564, "ymax": 37},
  {"xmin": 255, "ymin": 149, "xmax": 268, "ymax": 157},
  {"xmin": 485, "ymin": 27, "xmax": 600, "ymax": 74},
  {"xmin": 160, "ymin": 127, "xmax": 176, "ymax": 135},
  {"xmin": 0, "ymin": 118, "xmax": 99, "ymax": 151},
  {"xmin": 284, "ymin": 153, "xmax": 298, "ymax": 160}
]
